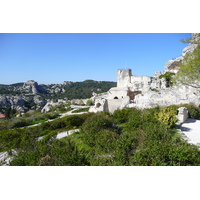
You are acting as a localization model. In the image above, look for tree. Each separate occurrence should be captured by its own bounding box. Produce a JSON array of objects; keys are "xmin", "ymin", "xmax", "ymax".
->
[
  {"xmin": 173, "ymin": 33, "xmax": 200, "ymax": 88},
  {"xmin": 5, "ymin": 107, "xmax": 11, "ymax": 119}
]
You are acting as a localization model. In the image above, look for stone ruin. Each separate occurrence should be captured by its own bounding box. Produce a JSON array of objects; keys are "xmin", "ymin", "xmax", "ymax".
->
[
  {"xmin": 89, "ymin": 34, "xmax": 200, "ymax": 113},
  {"xmin": 176, "ymin": 107, "xmax": 189, "ymax": 125}
]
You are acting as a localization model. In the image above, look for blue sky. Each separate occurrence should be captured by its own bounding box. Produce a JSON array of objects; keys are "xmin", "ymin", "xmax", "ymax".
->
[{"xmin": 0, "ymin": 33, "xmax": 191, "ymax": 85}]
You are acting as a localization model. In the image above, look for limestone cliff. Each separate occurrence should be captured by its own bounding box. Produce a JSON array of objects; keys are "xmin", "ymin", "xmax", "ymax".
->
[{"xmin": 22, "ymin": 80, "xmax": 47, "ymax": 94}]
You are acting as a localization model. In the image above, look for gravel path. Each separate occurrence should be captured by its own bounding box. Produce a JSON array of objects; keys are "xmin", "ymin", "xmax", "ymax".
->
[
  {"xmin": 56, "ymin": 129, "xmax": 80, "ymax": 139},
  {"xmin": 180, "ymin": 118, "xmax": 200, "ymax": 146}
]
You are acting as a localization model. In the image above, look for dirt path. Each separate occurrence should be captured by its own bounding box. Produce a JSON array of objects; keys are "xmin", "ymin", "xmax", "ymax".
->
[{"xmin": 180, "ymin": 118, "xmax": 200, "ymax": 146}]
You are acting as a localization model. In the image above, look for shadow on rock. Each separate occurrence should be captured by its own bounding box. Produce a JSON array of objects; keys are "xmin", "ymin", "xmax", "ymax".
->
[
  {"xmin": 180, "ymin": 126, "xmax": 192, "ymax": 132},
  {"xmin": 184, "ymin": 118, "xmax": 197, "ymax": 124}
]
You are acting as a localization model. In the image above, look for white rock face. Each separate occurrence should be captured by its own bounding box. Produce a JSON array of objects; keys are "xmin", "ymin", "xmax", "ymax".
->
[
  {"xmin": 22, "ymin": 80, "xmax": 47, "ymax": 94},
  {"xmin": 23, "ymin": 80, "xmax": 39, "ymax": 94},
  {"xmin": 41, "ymin": 99, "xmax": 68, "ymax": 113},
  {"xmin": 182, "ymin": 43, "xmax": 198, "ymax": 57},
  {"xmin": 164, "ymin": 56, "xmax": 183, "ymax": 74}
]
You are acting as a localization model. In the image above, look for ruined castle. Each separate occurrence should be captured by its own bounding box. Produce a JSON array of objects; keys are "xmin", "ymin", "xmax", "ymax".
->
[{"xmin": 89, "ymin": 34, "xmax": 200, "ymax": 113}]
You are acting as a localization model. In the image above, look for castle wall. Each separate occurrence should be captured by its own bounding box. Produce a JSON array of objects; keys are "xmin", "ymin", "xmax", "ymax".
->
[
  {"xmin": 117, "ymin": 69, "xmax": 132, "ymax": 87},
  {"xmin": 130, "ymin": 76, "xmax": 150, "ymax": 83},
  {"xmin": 107, "ymin": 87, "xmax": 128, "ymax": 100}
]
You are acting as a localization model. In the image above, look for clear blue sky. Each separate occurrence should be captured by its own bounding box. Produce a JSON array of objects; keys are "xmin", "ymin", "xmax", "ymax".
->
[{"xmin": 0, "ymin": 33, "xmax": 191, "ymax": 85}]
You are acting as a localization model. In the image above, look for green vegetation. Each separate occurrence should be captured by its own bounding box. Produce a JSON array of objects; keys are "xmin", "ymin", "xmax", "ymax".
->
[
  {"xmin": 167, "ymin": 104, "xmax": 200, "ymax": 120},
  {"xmin": 40, "ymin": 80, "xmax": 116, "ymax": 100},
  {"xmin": 159, "ymin": 72, "xmax": 175, "ymax": 87},
  {"xmin": 72, "ymin": 107, "xmax": 90, "ymax": 113},
  {"xmin": 25, "ymin": 119, "xmax": 47, "ymax": 126},
  {"xmin": 155, "ymin": 107, "xmax": 178, "ymax": 128},
  {"xmin": 49, "ymin": 102, "xmax": 72, "ymax": 113},
  {"xmin": 173, "ymin": 33, "xmax": 200, "ymax": 88},
  {"xmin": 86, "ymin": 99, "xmax": 93, "ymax": 106},
  {"xmin": 0, "ymin": 111, "xmax": 59, "ymax": 131},
  {"xmin": 151, "ymin": 88, "xmax": 160, "ymax": 92},
  {"xmin": 1, "ymin": 104, "xmax": 200, "ymax": 166}
]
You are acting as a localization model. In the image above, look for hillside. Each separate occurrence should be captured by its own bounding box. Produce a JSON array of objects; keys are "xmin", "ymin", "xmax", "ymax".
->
[
  {"xmin": 1, "ymin": 105, "xmax": 200, "ymax": 166},
  {"xmin": 0, "ymin": 80, "xmax": 116, "ymax": 114},
  {"xmin": 40, "ymin": 79, "xmax": 116, "ymax": 100}
]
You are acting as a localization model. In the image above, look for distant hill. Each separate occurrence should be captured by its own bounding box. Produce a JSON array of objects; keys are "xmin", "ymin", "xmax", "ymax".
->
[
  {"xmin": 0, "ymin": 79, "xmax": 117, "ymax": 113},
  {"xmin": 40, "ymin": 79, "xmax": 117, "ymax": 100},
  {"xmin": 10, "ymin": 82, "xmax": 24, "ymax": 87},
  {"xmin": 0, "ymin": 80, "xmax": 116, "ymax": 98},
  {"xmin": 0, "ymin": 82, "xmax": 24, "ymax": 87}
]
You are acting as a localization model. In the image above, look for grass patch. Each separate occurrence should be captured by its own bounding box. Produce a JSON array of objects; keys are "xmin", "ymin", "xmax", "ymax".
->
[
  {"xmin": 72, "ymin": 107, "xmax": 89, "ymax": 113},
  {"xmin": 25, "ymin": 119, "xmax": 47, "ymax": 126},
  {"xmin": 61, "ymin": 132, "xmax": 91, "ymax": 152},
  {"xmin": 38, "ymin": 129, "xmax": 50, "ymax": 136}
]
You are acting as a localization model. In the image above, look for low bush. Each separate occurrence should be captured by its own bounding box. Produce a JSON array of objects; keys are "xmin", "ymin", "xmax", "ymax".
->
[
  {"xmin": 155, "ymin": 107, "xmax": 178, "ymax": 128},
  {"xmin": 8, "ymin": 118, "xmax": 27, "ymax": 129},
  {"xmin": 86, "ymin": 99, "xmax": 93, "ymax": 106},
  {"xmin": 181, "ymin": 104, "xmax": 200, "ymax": 119},
  {"xmin": 81, "ymin": 113, "xmax": 114, "ymax": 146},
  {"xmin": 112, "ymin": 108, "xmax": 131, "ymax": 124},
  {"xmin": 38, "ymin": 129, "xmax": 49, "ymax": 136}
]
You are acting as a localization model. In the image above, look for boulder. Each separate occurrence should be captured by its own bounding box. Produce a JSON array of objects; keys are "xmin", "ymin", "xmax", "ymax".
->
[{"xmin": 176, "ymin": 107, "xmax": 188, "ymax": 125}]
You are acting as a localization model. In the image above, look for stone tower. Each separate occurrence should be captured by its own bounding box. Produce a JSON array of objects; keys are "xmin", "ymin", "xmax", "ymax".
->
[{"xmin": 117, "ymin": 69, "xmax": 132, "ymax": 88}]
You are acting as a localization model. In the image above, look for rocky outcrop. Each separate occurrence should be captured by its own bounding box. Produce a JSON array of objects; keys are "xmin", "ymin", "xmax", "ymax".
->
[
  {"xmin": 164, "ymin": 56, "xmax": 183, "ymax": 74},
  {"xmin": 62, "ymin": 81, "xmax": 72, "ymax": 86},
  {"xmin": 0, "ymin": 94, "xmax": 48, "ymax": 113},
  {"xmin": 164, "ymin": 34, "xmax": 198, "ymax": 74},
  {"xmin": 22, "ymin": 80, "xmax": 47, "ymax": 94},
  {"xmin": 41, "ymin": 99, "xmax": 68, "ymax": 113},
  {"xmin": 0, "ymin": 95, "xmax": 25, "ymax": 107}
]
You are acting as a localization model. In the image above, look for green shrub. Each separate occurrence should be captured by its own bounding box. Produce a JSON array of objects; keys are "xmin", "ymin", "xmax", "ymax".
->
[
  {"xmin": 159, "ymin": 72, "xmax": 175, "ymax": 82},
  {"xmin": 112, "ymin": 108, "xmax": 131, "ymax": 124},
  {"xmin": 93, "ymin": 129, "xmax": 118, "ymax": 153},
  {"xmin": 166, "ymin": 105, "xmax": 179, "ymax": 113},
  {"xmin": 123, "ymin": 108, "xmax": 142, "ymax": 131},
  {"xmin": 81, "ymin": 113, "xmax": 114, "ymax": 146},
  {"xmin": 155, "ymin": 107, "xmax": 178, "ymax": 128},
  {"xmin": 49, "ymin": 118, "xmax": 66, "ymax": 130},
  {"xmin": 45, "ymin": 112, "xmax": 59, "ymax": 120},
  {"xmin": 8, "ymin": 118, "xmax": 27, "ymax": 129},
  {"xmin": 86, "ymin": 99, "xmax": 93, "ymax": 106},
  {"xmin": 63, "ymin": 115, "xmax": 85, "ymax": 128},
  {"xmin": 181, "ymin": 104, "xmax": 200, "ymax": 119}
]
